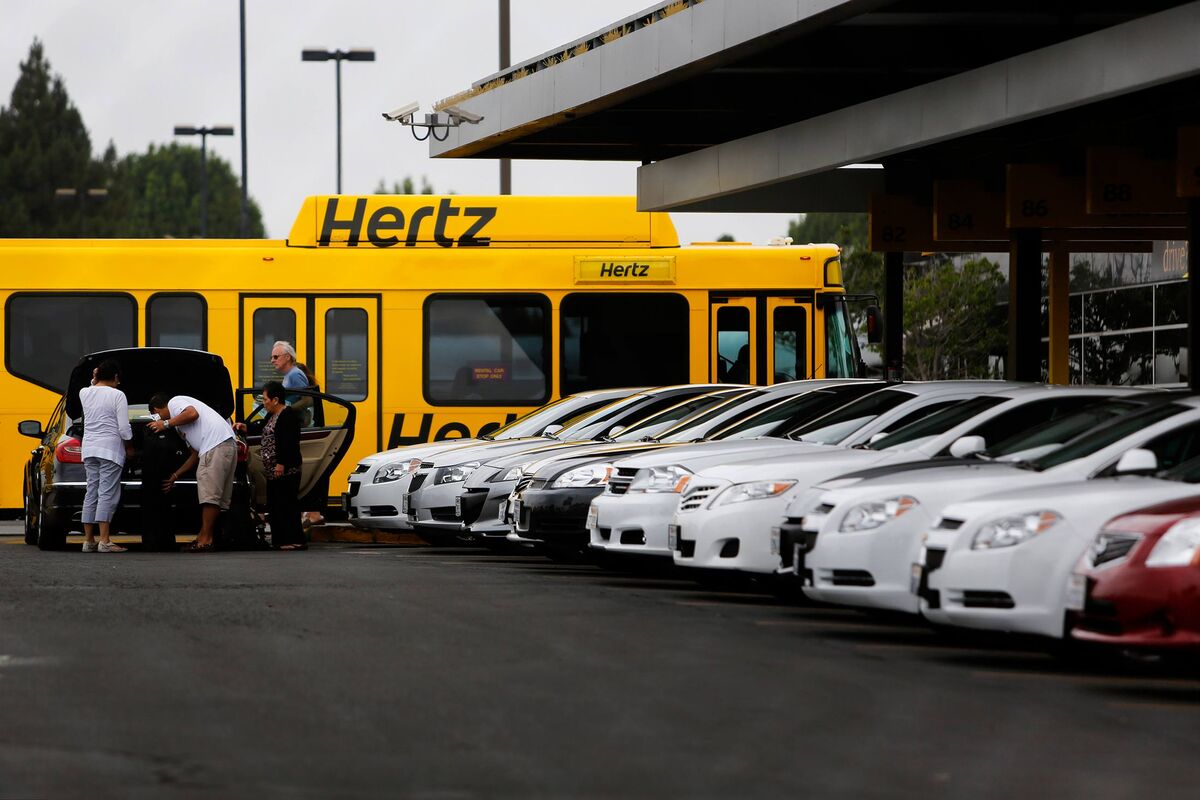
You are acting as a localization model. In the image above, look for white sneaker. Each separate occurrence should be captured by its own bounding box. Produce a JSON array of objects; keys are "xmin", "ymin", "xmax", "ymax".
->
[
  {"xmin": 97, "ymin": 541, "xmax": 127, "ymax": 553},
  {"xmin": 82, "ymin": 541, "xmax": 98, "ymax": 553}
]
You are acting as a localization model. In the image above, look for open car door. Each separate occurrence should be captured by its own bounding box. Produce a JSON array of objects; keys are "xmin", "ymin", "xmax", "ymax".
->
[{"xmin": 236, "ymin": 388, "xmax": 357, "ymax": 509}]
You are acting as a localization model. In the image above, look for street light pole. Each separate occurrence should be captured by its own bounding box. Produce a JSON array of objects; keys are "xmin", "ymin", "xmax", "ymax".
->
[
  {"xmin": 499, "ymin": 0, "xmax": 511, "ymax": 195},
  {"xmin": 302, "ymin": 48, "xmax": 375, "ymax": 194},
  {"xmin": 173, "ymin": 125, "xmax": 235, "ymax": 237},
  {"xmin": 239, "ymin": 0, "xmax": 249, "ymax": 237}
]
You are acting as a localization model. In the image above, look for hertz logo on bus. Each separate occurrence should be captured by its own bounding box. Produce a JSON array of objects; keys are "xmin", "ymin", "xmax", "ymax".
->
[
  {"xmin": 574, "ymin": 256, "xmax": 676, "ymax": 284},
  {"xmin": 319, "ymin": 197, "xmax": 497, "ymax": 248}
]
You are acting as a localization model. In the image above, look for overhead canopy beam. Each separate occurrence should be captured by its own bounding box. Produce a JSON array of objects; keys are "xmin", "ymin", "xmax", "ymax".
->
[{"xmin": 637, "ymin": 3, "xmax": 1200, "ymax": 212}]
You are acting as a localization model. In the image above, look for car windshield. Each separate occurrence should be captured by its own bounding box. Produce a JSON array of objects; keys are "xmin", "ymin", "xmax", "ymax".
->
[
  {"xmin": 1029, "ymin": 401, "xmax": 1189, "ymax": 471},
  {"xmin": 982, "ymin": 398, "xmax": 1149, "ymax": 459},
  {"xmin": 711, "ymin": 383, "xmax": 881, "ymax": 441},
  {"xmin": 653, "ymin": 389, "xmax": 769, "ymax": 443},
  {"xmin": 787, "ymin": 388, "xmax": 916, "ymax": 445},
  {"xmin": 552, "ymin": 395, "xmax": 648, "ymax": 440},
  {"xmin": 867, "ymin": 396, "xmax": 1003, "ymax": 451},
  {"xmin": 611, "ymin": 390, "xmax": 753, "ymax": 442}
]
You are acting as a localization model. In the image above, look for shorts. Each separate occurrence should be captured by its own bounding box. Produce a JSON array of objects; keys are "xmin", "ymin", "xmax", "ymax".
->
[{"xmin": 197, "ymin": 439, "xmax": 237, "ymax": 510}]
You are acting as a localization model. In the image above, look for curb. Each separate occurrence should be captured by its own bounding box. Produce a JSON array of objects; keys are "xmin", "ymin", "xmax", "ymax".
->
[{"xmin": 308, "ymin": 524, "xmax": 426, "ymax": 546}]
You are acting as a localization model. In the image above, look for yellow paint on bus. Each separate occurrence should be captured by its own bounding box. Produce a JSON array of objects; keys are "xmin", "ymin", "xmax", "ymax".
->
[{"xmin": 0, "ymin": 196, "xmax": 859, "ymax": 512}]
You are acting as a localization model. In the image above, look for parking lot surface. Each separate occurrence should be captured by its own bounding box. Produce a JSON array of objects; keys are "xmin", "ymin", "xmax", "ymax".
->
[{"xmin": 1, "ymin": 525, "xmax": 1197, "ymax": 799}]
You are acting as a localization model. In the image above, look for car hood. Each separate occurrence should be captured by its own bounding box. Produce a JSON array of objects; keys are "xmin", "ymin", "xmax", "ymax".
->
[
  {"xmin": 610, "ymin": 438, "xmax": 824, "ymax": 473},
  {"xmin": 527, "ymin": 442, "xmax": 669, "ymax": 479},
  {"xmin": 695, "ymin": 446, "xmax": 889, "ymax": 485},
  {"xmin": 66, "ymin": 348, "xmax": 233, "ymax": 419}
]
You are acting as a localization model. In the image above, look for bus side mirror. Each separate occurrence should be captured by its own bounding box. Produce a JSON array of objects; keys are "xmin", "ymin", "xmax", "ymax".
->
[{"xmin": 865, "ymin": 305, "xmax": 883, "ymax": 345}]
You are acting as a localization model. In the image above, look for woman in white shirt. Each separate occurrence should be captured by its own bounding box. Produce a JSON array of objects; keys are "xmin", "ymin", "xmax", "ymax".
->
[{"xmin": 78, "ymin": 359, "xmax": 132, "ymax": 553}]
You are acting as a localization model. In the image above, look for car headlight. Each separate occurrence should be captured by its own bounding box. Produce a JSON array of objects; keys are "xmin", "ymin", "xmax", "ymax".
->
[
  {"xmin": 373, "ymin": 458, "xmax": 422, "ymax": 483},
  {"xmin": 716, "ymin": 480, "xmax": 797, "ymax": 506},
  {"xmin": 494, "ymin": 464, "xmax": 528, "ymax": 482},
  {"xmin": 550, "ymin": 463, "xmax": 613, "ymax": 489},
  {"xmin": 839, "ymin": 496, "xmax": 919, "ymax": 532},
  {"xmin": 972, "ymin": 510, "xmax": 1061, "ymax": 550},
  {"xmin": 628, "ymin": 465, "xmax": 693, "ymax": 494},
  {"xmin": 433, "ymin": 461, "xmax": 480, "ymax": 485},
  {"xmin": 1145, "ymin": 519, "xmax": 1200, "ymax": 567}
]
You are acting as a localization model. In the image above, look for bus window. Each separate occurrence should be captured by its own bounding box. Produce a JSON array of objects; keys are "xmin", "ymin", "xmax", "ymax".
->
[
  {"xmin": 147, "ymin": 293, "xmax": 206, "ymax": 350},
  {"xmin": 824, "ymin": 300, "xmax": 857, "ymax": 378},
  {"xmin": 253, "ymin": 308, "xmax": 297, "ymax": 389},
  {"xmin": 561, "ymin": 293, "xmax": 689, "ymax": 393},
  {"xmin": 773, "ymin": 306, "xmax": 807, "ymax": 382},
  {"xmin": 425, "ymin": 295, "xmax": 549, "ymax": 405},
  {"xmin": 715, "ymin": 305, "xmax": 750, "ymax": 383},
  {"xmin": 6, "ymin": 293, "xmax": 136, "ymax": 391},
  {"xmin": 324, "ymin": 308, "xmax": 368, "ymax": 401}
]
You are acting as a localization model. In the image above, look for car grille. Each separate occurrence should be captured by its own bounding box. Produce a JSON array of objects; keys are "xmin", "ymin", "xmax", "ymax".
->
[
  {"xmin": 366, "ymin": 505, "xmax": 398, "ymax": 517},
  {"xmin": 678, "ymin": 537, "xmax": 696, "ymax": 558},
  {"xmin": 409, "ymin": 473, "xmax": 427, "ymax": 492},
  {"xmin": 952, "ymin": 590, "xmax": 1015, "ymax": 609},
  {"xmin": 514, "ymin": 477, "xmax": 534, "ymax": 495},
  {"xmin": 346, "ymin": 481, "xmax": 361, "ymax": 498},
  {"xmin": 1090, "ymin": 532, "xmax": 1140, "ymax": 568},
  {"xmin": 819, "ymin": 568, "xmax": 874, "ymax": 587},
  {"xmin": 679, "ymin": 484, "xmax": 719, "ymax": 512},
  {"xmin": 351, "ymin": 463, "xmax": 370, "ymax": 475},
  {"xmin": 607, "ymin": 468, "xmax": 638, "ymax": 495},
  {"xmin": 597, "ymin": 527, "xmax": 612, "ymax": 541},
  {"xmin": 430, "ymin": 507, "xmax": 458, "ymax": 522},
  {"xmin": 935, "ymin": 517, "xmax": 964, "ymax": 530},
  {"xmin": 917, "ymin": 547, "xmax": 946, "ymax": 609},
  {"xmin": 814, "ymin": 502, "xmax": 835, "ymax": 514},
  {"xmin": 619, "ymin": 529, "xmax": 646, "ymax": 545}
]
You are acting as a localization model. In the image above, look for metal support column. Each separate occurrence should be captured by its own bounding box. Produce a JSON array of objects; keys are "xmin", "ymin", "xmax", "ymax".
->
[
  {"xmin": 1008, "ymin": 229, "xmax": 1043, "ymax": 382},
  {"xmin": 1047, "ymin": 244, "xmax": 1070, "ymax": 384},
  {"xmin": 1188, "ymin": 199, "xmax": 1200, "ymax": 390},
  {"xmin": 498, "ymin": 0, "xmax": 512, "ymax": 195},
  {"xmin": 884, "ymin": 251, "xmax": 904, "ymax": 382}
]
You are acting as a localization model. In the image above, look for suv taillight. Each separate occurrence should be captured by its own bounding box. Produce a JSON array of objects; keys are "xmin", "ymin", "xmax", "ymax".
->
[
  {"xmin": 55, "ymin": 437, "xmax": 83, "ymax": 463},
  {"xmin": 236, "ymin": 439, "xmax": 249, "ymax": 463}
]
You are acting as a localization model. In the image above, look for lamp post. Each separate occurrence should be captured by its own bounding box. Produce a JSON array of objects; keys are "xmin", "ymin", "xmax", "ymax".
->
[
  {"xmin": 173, "ymin": 125, "xmax": 235, "ymax": 237},
  {"xmin": 498, "ymin": 1, "xmax": 511, "ymax": 195},
  {"xmin": 54, "ymin": 187, "xmax": 108, "ymax": 237},
  {"xmin": 302, "ymin": 48, "xmax": 376, "ymax": 194}
]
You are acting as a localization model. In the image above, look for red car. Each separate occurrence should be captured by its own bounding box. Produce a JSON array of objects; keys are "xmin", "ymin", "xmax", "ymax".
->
[{"xmin": 1072, "ymin": 495, "xmax": 1200, "ymax": 651}]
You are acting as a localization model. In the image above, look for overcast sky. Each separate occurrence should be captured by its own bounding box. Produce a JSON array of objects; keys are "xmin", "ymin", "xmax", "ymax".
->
[{"xmin": 1, "ymin": 1, "xmax": 800, "ymax": 243}]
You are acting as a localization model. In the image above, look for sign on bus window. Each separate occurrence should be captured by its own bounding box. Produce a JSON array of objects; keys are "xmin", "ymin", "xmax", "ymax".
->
[{"xmin": 325, "ymin": 308, "xmax": 368, "ymax": 401}]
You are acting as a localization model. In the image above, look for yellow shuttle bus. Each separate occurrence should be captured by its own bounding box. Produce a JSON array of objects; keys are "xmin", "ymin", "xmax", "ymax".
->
[{"xmin": 0, "ymin": 195, "xmax": 864, "ymax": 514}]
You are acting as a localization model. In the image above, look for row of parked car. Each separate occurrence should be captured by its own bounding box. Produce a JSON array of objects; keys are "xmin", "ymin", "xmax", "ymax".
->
[{"xmin": 345, "ymin": 380, "xmax": 1200, "ymax": 655}]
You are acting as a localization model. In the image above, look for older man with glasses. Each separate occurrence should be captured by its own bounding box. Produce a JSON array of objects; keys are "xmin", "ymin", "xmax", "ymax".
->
[{"xmin": 268, "ymin": 340, "xmax": 324, "ymax": 527}]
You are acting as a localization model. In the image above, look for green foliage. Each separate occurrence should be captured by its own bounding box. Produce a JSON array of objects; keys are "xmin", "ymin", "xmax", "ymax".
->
[
  {"xmin": 375, "ymin": 175, "xmax": 435, "ymax": 195},
  {"xmin": 790, "ymin": 212, "xmax": 1005, "ymax": 379},
  {"xmin": 104, "ymin": 143, "xmax": 264, "ymax": 238},
  {"xmin": 0, "ymin": 39, "xmax": 264, "ymax": 238},
  {"xmin": 0, "ymin": 40, "xmax": 107, "ymax": 236}
]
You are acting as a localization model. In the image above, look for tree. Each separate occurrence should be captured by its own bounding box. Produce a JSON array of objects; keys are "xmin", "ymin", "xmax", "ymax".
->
[
  {"xmin": 375, "ymin": 175, "xmax": 435, "ymax": 194},
  {"xmin": 103, "ymin": 143, "xmax": 264, "ymax": 238},
  {"xmin": 789, "ymin": 212, "xmax": 1005, "ymax": 379},
  {"xmin": 0, "ymin": 40, "xmax": 109, "ymax": 236}
]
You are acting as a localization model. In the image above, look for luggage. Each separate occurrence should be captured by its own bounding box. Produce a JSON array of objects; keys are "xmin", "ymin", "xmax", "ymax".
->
[{"xmin": 139, "ymin": 427, "xmax": 189, "ymax": 551}]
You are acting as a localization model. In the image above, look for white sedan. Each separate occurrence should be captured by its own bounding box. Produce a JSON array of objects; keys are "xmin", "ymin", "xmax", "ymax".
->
[{"xmin": 792, "ymin": 390, "xmax": 1171, "ymax": 613}]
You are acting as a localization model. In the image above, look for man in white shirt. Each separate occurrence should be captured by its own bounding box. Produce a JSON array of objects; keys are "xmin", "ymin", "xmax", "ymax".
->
[
  {"xmin": 147, "ymin": 392, "xmax": 236, "ymax": 552},
  {"xmin": 78, "ymin": 360, "xmax": 133, "ymax": 553}
]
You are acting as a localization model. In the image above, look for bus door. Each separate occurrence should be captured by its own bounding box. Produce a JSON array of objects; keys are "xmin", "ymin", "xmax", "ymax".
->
[
  {"xmin": 711, "ymin": 297, "xmax": 756, "ymax": 384},
  {"xmin": 767, "ymin": 297, "xmax": 813, "ymax": 382},
  {"xmin": 312, "ymin": 297, "xmax": 380, "ymax": 460}
]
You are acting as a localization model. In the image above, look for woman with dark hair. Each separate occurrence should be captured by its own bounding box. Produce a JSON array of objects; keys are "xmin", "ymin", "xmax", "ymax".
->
[
  {"xmin": 294, "ymin": 362, "xmax": 327, "ymax": 528},
  {"xmin": 79, "ymin": 358, "xmax": 132, "ymax": 553},
  {"xmin": 259, "ymin": 380, "xmax": 306, "ymax": 550}
]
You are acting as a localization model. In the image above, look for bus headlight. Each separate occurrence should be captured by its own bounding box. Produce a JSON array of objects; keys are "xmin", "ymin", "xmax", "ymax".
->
[{"xmin": 374, "ymin": 458, "xmax": 422, "ymax": 483}]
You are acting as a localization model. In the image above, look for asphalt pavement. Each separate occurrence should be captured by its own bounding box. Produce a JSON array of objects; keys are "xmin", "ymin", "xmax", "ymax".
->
[{"xmin": 0, "ymin": 523, "xmax": 1197, "ymax": 799}]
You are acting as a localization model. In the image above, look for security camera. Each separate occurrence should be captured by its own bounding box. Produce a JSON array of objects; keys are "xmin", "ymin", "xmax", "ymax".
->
[
  {"xmin": 444, "ymin": 105, "xmax": 484, "ymax": 125},
  {"xmin": 382, "ymin": 101, "xmax": 420, "ymax": 122}
]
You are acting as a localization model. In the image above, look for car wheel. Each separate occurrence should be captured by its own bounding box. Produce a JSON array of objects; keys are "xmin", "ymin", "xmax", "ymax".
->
[
  {"xmin": 23, "ymin": 492, "xmax": 37, "ymax": 545},
  {"xmin": 35, "ymin": 503, "xmax": 66, "ymax": 551}
]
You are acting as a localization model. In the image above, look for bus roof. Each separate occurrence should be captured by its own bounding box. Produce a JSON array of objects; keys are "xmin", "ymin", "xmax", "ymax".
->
[{"xmin": 287, "ymin": 195, "xmax": 681, "ymax": 249}]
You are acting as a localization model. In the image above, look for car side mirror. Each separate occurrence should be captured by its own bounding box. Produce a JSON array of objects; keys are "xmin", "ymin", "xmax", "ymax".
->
[
  {"xmin": 868, "ymin": 432, "xmax": 889, "ymax": 445},
  {"xmin": 608, "ymin": 425, "xmax": 626, "ymax": 438},
  {"xmin": 1115, "ymin": 448, "xmax": 1157, "ymax": 475},
  {"xmin": 541, "ymin": 424, "xmax": 563, "ymax": 438},
  {"xmin": 949, "ymin": 435, "xmax": 986, "ymax": 458},
  {"xmin": 865, "ymin": 305, "xmax": 883, "ymax": 345},
  {"xmin": 17, "ymin": 420, "xmax": 43, "ymax": 439}
]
